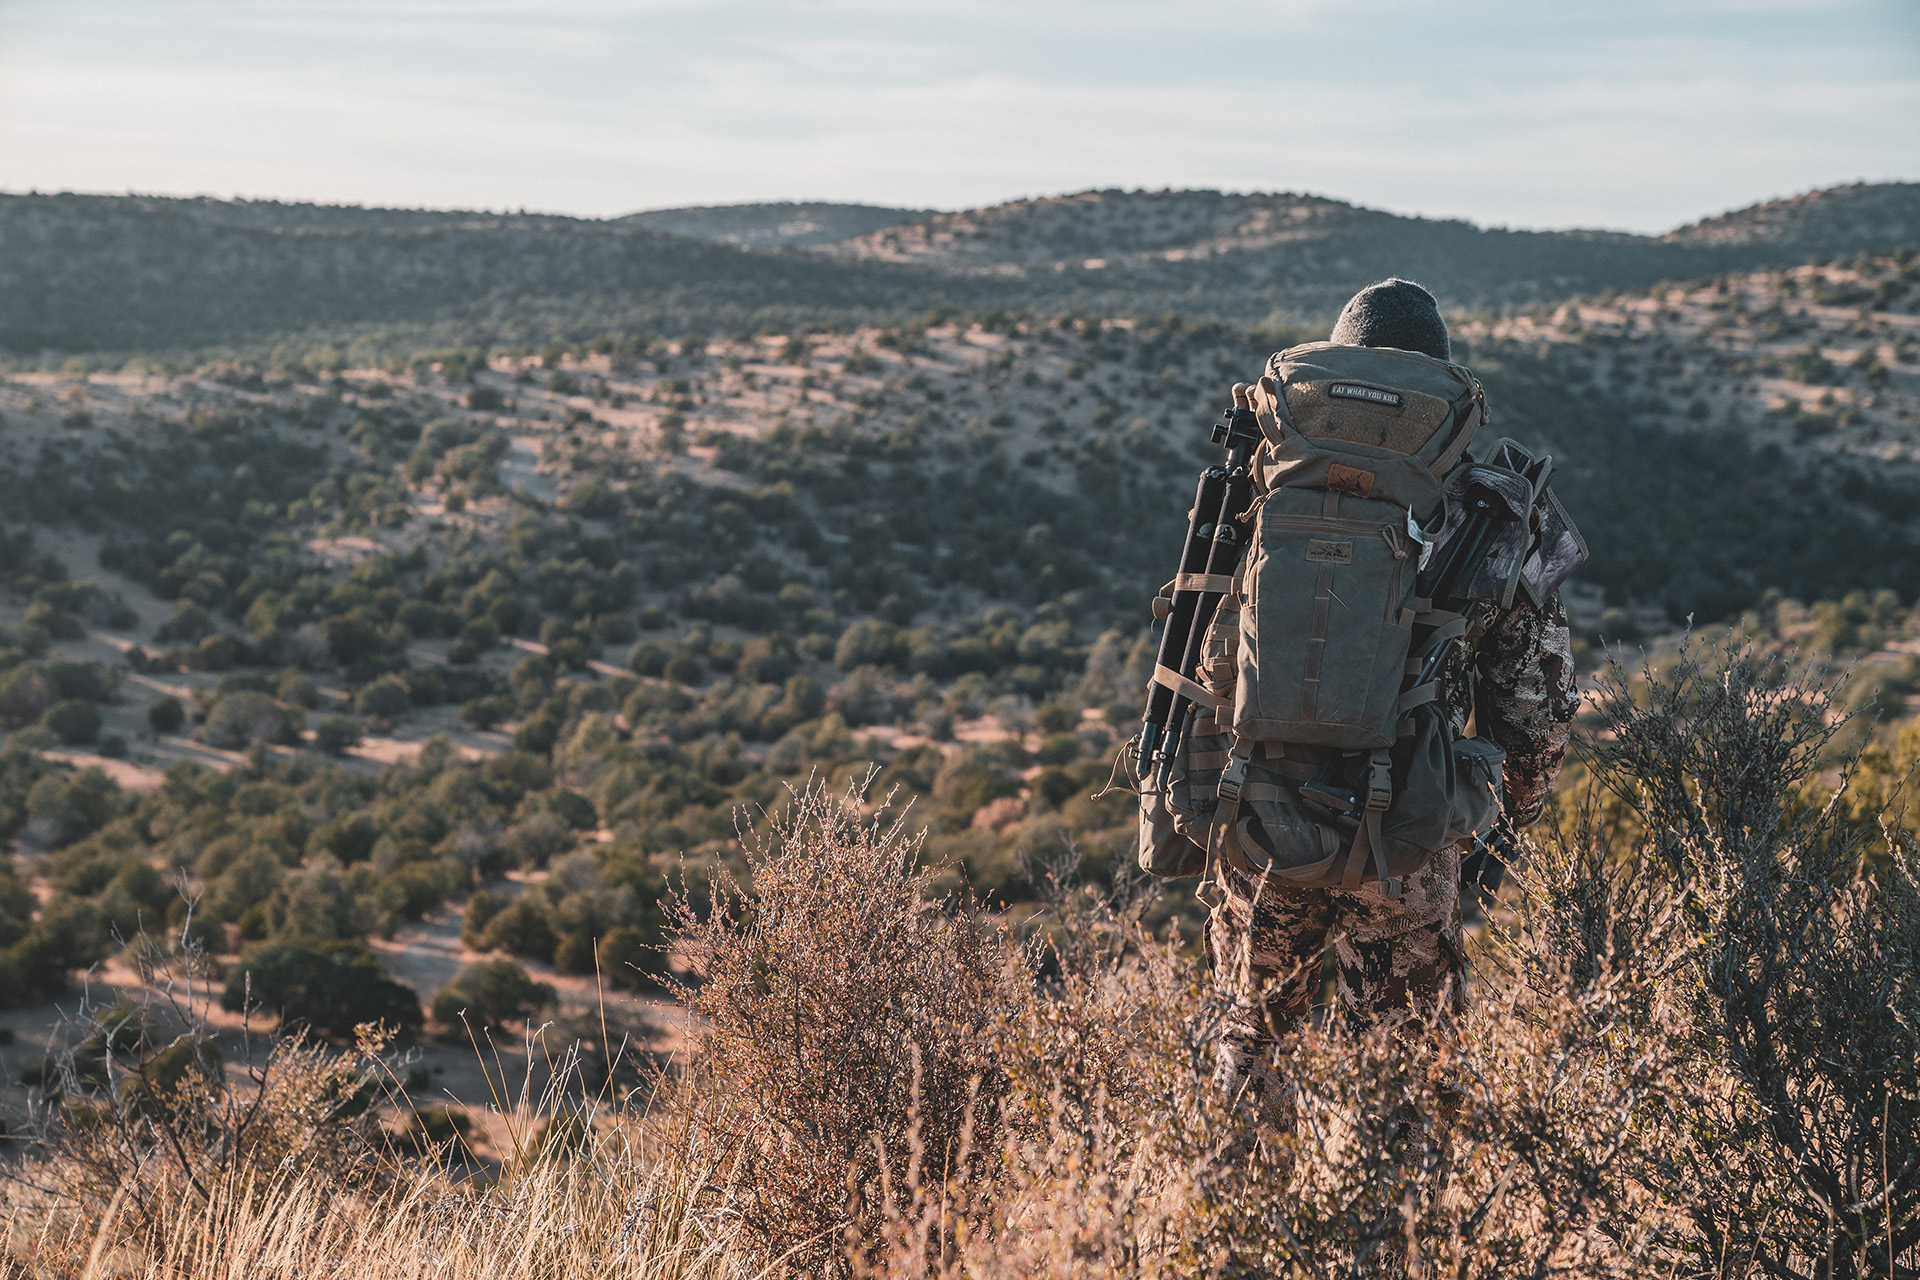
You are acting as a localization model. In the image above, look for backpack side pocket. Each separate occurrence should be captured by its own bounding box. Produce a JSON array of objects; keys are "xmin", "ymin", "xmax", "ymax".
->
[{"xmin": 1139, "ymin": 781, "xmax": 1205, "ymax": 879}]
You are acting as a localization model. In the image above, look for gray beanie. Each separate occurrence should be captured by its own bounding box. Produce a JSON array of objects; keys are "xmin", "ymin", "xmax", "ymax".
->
[{"xmin": 1329, "ymin": 278, "xmax": 1450, "ymax": 361}]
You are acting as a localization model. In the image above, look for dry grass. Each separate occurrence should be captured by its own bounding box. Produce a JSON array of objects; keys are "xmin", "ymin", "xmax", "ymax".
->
[
  {"xmin": 5, "ymin": 1102, "xmax": 757, "ymax": 1279},
  {"xmin": 3, "ymin": 640, "xmax": 1916, "ymax": 1277}
]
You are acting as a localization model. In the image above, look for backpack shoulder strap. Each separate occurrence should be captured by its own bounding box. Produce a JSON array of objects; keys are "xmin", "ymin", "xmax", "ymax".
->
[{"xmin": 1428, "ymin": 366, "xmax": 1489, "ymax": 478}]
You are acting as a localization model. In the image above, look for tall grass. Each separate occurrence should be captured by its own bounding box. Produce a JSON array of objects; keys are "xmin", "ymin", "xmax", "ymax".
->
[
  {"xmin": 9, "ymin": 1107, "xmax": 757, "ymax": 1278},
  {"xmin": 3, "ymin": 639, "xmax": 1915, "ymax": 1277}
]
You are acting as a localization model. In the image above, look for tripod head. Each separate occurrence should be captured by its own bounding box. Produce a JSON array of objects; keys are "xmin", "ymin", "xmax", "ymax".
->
[{"xmin": 1211, "ymin": 406, "xmax": 1262, "ymax": 471}]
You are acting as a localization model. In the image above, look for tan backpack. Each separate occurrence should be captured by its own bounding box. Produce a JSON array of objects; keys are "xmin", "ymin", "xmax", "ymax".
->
[{"xmin": 1138, "ymin": 342, "xmax": 1552, "ymax": 895}]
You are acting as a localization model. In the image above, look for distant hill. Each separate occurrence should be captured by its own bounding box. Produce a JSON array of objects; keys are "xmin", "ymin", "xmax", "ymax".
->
[
  {"xmin": 620, "ymin": 201, "xmax": 927, "ymax": 248},
  {"xmin": 820, "ymin": 185, "xmax": 1920, "ymax": 312},
  {"xmin": 0, "ymin": 193, "xmax": 957, "ymax": 353},
  {"xmin": 1664, "ymin": 181, "xmax": 1920, "ymax": 256},
  {"xmin": 3, "ymin": 182, "xmax": 1917, "ymax": 357}
]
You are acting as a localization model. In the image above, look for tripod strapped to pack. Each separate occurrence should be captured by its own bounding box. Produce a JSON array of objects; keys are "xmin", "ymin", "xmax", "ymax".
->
[
  {"xmin": 1136, "ymin": 403, "xmax": 1263, "ymax": 790},
  {"xmin": 1133, "ymin": 343, "xmax": 1585, "ymax": 896}
]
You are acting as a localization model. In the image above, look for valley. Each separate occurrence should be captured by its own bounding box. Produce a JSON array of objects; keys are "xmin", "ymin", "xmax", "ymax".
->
[{"xmin": 1, "ymin": 180, "xmax": 1917, "ymax": 1176}]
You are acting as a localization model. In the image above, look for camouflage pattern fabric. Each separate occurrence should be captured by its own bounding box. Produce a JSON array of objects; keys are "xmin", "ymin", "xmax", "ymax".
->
[
  {"xmin": 1452, "ymin": 592, "xmax": 1579, "ymax": 827},
  {"xmin": 1206, "ymin": 592, "xmax": 1573, "ymax": 1103},
  {"xmin": 1208, "ymin": 843, "xmax": 1464, "ymax": 1103}
]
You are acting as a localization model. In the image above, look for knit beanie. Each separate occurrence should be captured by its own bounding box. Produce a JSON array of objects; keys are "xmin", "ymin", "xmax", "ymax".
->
[{"xmin": 1329, "ymin": 278, "xmax": 1451, "ymax": 361}]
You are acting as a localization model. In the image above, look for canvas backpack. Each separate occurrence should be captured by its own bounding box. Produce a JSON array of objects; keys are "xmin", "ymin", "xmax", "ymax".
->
[{"xmin": 1137, "ymin": 341, "xmax": 1562, "ymax": 895}]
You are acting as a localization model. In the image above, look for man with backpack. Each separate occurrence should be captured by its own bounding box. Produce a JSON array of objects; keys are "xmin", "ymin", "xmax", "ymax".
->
[{"xmin": 1135, "ymin": 278, "xmax": 1581, "ymax": 1107}]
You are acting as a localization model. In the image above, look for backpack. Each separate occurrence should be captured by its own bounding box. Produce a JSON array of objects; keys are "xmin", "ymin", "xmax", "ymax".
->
[{"xmin": 1137, "ymin": 342, "xmax": 1569, "ymax": 895}]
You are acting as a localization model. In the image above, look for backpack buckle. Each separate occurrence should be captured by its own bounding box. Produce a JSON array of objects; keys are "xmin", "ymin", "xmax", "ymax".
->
[
  {"xmin": 1365, "ymin": 756, "xmax": 1393, "ymax": 812},
  {"xmin": 1217, "ymin": 753, "xmax": 1249, "ymax": 805}
]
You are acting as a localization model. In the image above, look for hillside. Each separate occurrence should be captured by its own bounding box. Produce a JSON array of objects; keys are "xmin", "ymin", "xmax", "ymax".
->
[
  {"xmin": 1, "ymin": 237, "xmax": 1918, "ymax": 1271},
  {"xmin": 1456, "ymin": 249, "xmax": 1920, "ymax": 617},
  {"xmin": 820, "ymin": 183, "xmax": 1920, "ymax": 315},
  {"xmin": 6, "ymin": 181, "xmax": 1918, "ymax": 360},
  {"xmin": 0, "ymin": 194, "xmax": 961, "ymax": 354},
  {"xmin": 1665, "ymin": 180, "xmax": 1920, "ymax": 254},
  {"xmin": 821, "ymin": 189, "xmax": 1674, "ymax": 295}
]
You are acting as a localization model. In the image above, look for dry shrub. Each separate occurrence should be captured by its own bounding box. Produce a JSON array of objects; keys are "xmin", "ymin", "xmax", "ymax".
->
[
  {"xmin": 840, "ymin": 638, "xmax": 1915, "ymax": 1277},
  {"xmin": 7, "ymin": 933, "xmax": 395, "ymax": 1251},
  {"xmin": 668, "ymin": 775, "xmax": 1014, "ymax": 1272},
  {"xmin": 848, "ymin": 865, "xmax": 1672, "ymax": 1280},
  {"xmin": 1531, "ymin": 638, "xmax": 1920, "ymax": 1276}
]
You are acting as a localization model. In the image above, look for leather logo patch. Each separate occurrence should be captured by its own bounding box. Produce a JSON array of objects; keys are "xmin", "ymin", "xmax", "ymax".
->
[
  {"xmin": 1326, "ymin": 463, "xmax": 1375, "ymax": 498},
  {"xmin": 1305, "ymin": 539, "xmax": 1353, "ymax": 565}
]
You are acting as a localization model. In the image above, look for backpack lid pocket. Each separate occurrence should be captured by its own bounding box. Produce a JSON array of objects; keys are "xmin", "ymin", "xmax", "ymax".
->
[{"xmin": 1285, "ymin": 379, "xmax": 1454, "ymax": 456}]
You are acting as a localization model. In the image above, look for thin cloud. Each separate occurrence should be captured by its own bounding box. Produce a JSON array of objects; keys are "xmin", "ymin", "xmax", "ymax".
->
[{"xmin": 0, "ymin": 0, "xmax": 1912, "ymax": 230}]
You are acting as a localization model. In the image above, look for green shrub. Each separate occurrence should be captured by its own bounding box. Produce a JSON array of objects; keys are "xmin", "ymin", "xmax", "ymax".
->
[
  {"xmin": 306, "ymin": 812, "xmax": 380, "ymax": 864},
  {"xmin": 459, "ymin": 696, "xmax": 512, "ymax": 729},
  {"xmin": 590, "ymin": 613, "xmax": 637, "ymax": 644},
  {"xmin": 275, "ymin": 669, "xmax": 321, "ymax": 708},
  {"xmin": 23, "ymin": 769, "xmax": 120, "ymax": 848},
  {"xmin": 736, "ymin": 633, "xmax": 797, "ymax": 685},
  {"xmin": 24, "ymin": 601, "xmax": 85, "ymax": 640},
  {"xmin": 353, "ymin": 677, "xmax": 411, "ymax": 720},
  {"xmin": 40, "ymin": 699, "xmax": 101, "ymax": 745},
  {"xmin": 477, "ymin": 898, "xmax": 556, "ymax": 962},
  {"xmin": 154, "ymin": 601, "xmax": 213, "ymax": 644},
  {"xmin": 530, "ymin": 789, "xmax": 597, "ymax": 831},
  {"xmin": 0, "ymin": 896, "xmax": 113, "ymax": 1005},
  {"xmin": 19, "ymin": 1054, "xmax": 59, "ymax": 1090},
  {"xmin": 221, "ymin": 939, "xmax": 422, "ymax": 1038},
  {"xmin": 1034, "ymin": 731, "xmax": 1082, "ymax": 765},
  {"xmin": 189, "ymin": 634, "xmax": 244, "ymax": 671},
  {"xmin": 147, "ymin": 695, "xmax": 185, "ymax": 734},
  {"xmin": 459, "ymin": 889, "xmax": 508, "ymax": 948},
  {"xmin": 202, "ymin": 691, "xmax": 298, "ymax": 749},
  {"xmin": 0, "ymin": 665, "xmax": 58, "ymax": 727},
  {"xmin": 597, "ymin": 923, "xmax": 665, "ymax": 990},
  {"xmin": 552, "ymin": 930, "xmax": 596, "ymax": 974},
  {"xmin": 313, "ymin": 715, "xmax": 362, "ymax": 755},
  {"xmin": 430, "ymin": 958, "xmax": 554, "ymax": 1029},
  {"xmin": 374, "ymin": 861, "xmax": 463, "ymax": 924},
  {"xmin": 395, "ymin": 601, "xmax": 450, "ymax": 638}
]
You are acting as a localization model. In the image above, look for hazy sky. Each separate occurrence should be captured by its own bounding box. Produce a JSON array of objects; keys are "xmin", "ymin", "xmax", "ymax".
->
[{"xmin": 1, "ymin": 0, "xmax": 1915, "ymax": 233}]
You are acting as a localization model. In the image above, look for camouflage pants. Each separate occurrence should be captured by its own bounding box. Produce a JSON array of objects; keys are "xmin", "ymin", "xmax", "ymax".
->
[{"xmin": 1205, "ymin": 843, "xmax": 1464, "ymax": 1104}]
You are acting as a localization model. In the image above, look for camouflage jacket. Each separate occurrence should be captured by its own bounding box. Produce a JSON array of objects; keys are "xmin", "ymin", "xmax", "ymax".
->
[{"xmin": 1441, "ymin": 594, "xmax": 1579, "ymax": 827}]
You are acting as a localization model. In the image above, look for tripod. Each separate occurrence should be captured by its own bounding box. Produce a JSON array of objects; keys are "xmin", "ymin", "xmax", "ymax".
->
[{"xmin": 1137, "ymin": 399, "xmax": 1263, "ymax": 788}]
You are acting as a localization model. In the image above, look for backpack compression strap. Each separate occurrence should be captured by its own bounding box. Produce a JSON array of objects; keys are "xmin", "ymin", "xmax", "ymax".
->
[
  {"xmin": 1208, "ymin": 742, "xmax": 1406, "ymax": 896},
  {"xmin": 1338, "ymin": 749, "xmax": 1402, "ymax": 896},
  {"xmin": 1209, "ymin": 743, "xmax": 1255, "ymax": 876},
  {"xmin": 1148, "ymin": 665, "xmax": 1231, "ymax": 713}
]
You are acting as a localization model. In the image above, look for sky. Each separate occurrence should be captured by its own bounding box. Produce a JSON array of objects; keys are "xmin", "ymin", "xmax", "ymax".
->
[{"xmin": 0, "ymin": 0, "xmax": 1915, "ymax": 234}]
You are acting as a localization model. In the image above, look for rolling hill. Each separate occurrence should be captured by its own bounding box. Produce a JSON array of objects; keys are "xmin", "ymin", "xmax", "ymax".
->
[
  {"xmin": 0, "ymin": 193, "xmax": 957, "ymax": 355},
  {"xmin": 815, "ymin": 183, "xmax": 1920, "ymax": 314},
  {"xmin": 3, "ymin": 182, "xmax": 1916, "ymax": 359}
]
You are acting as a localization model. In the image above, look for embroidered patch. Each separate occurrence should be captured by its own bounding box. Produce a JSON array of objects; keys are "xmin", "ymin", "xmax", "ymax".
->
[
  {"xmin": 1326, "ymin": 463, "xmax": 1376, "ymax": 498},
  {"xmin": 1305, "ymin": 539, "xmax": 1353, "ymax": 565},
  {"xmin": 1329, "ymin": 383, "xmax": 1403, "ymax": 407}
]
